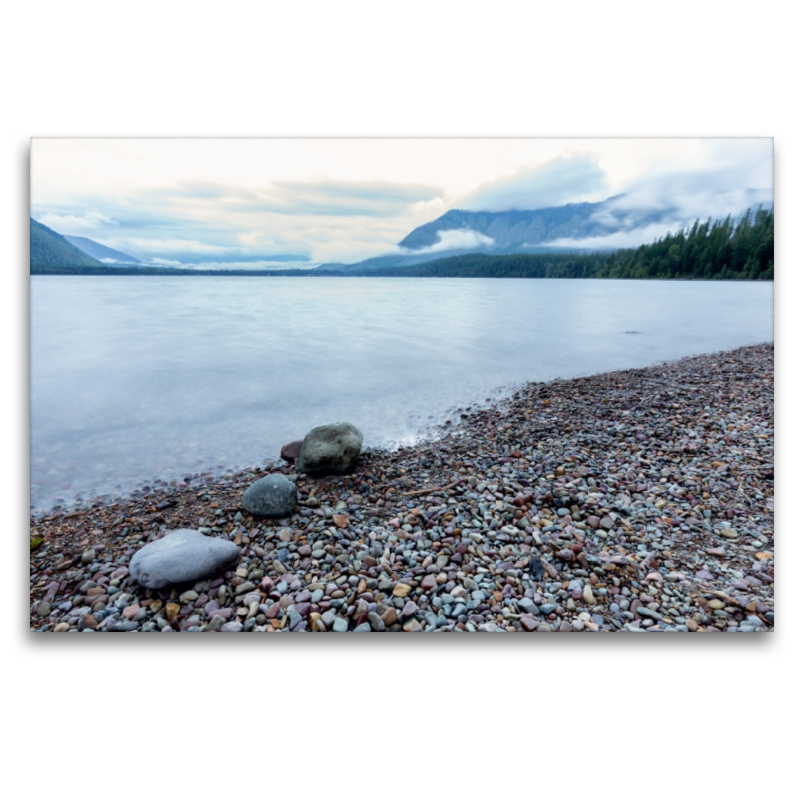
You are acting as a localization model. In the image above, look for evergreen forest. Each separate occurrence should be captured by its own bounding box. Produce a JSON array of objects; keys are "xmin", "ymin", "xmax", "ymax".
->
[
  {"xmin": 359, "ymin": 208, "xmax": 774, "ymax": 280},
  {"xmin": 31, "ymin": 208, "xmax": 773, "ymax": 280}
]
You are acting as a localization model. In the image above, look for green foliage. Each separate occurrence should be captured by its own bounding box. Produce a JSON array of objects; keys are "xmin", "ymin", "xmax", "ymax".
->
[
  {"xmin": 355, "ymin": 207, "xmax": 774, "ymax": 280},
  {"xmin": 30, "ymin": 218, "xmax": 107, "ymax": 269},
  {"xmin": 31, "ymin": 263, "xmax": 343, "ymax": 277},
  {"xmin": 31, "ymin": 217, "xmax": 341, "ymax": 276},
  {"xmin": 31, "ymin": 208, "xmax": 773, "ymax": 281}
]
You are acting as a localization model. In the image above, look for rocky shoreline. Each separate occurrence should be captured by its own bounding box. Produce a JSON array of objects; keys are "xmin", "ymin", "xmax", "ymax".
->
[{"xmin": 29, "ymin": 343, "xmax": 774, "ymax": 633}]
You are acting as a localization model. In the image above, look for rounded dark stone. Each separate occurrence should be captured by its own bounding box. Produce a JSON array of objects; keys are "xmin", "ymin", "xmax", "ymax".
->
[{"xmin": 241, "ymin": 474, "xmax": 297, "ymax": 517}]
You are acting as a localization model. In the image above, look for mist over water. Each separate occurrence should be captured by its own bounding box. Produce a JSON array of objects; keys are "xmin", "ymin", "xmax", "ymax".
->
[{"xmin": 30, "ymin": 276, "xmax": 773, "ymax": 513}]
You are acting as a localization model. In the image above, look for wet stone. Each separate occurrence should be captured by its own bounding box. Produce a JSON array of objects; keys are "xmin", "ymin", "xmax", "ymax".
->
[{"xmin": 28, "ymin": 345, "xmax": 774, "ymax": 637}]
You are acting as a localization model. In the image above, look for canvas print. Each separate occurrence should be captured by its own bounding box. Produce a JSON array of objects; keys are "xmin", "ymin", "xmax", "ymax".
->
[{"xmin": 29, "ymin": 138, "xmax": 774, "ymax": 633}]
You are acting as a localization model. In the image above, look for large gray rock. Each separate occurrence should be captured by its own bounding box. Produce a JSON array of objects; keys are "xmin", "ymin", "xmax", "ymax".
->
[
  {"xmin": 129, "ymin": 529, "xmax": 240, "ymax": 589},
  {"xmin": 241, "ymin": 474, "xmax": 297, "ymax": 516},
  {"xmin": 297, "ymin": 422, "xmax": 363, "ymax": 474}
]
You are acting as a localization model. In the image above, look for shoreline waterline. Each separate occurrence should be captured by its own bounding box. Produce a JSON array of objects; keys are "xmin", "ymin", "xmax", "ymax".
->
[
  {"xmin": 30, "ymin": 342, "xmax": 772, "ymax": 519},
  {"xmin": 29, "ymin": 380, "xmax": 523, "ymax": 519},
  {"xmin": 30, "ymin": 343, "xmax": 774, "ymax": 633},
  {"xmin": 30, "ymin": 276, "xmax": 774, "ymax": 514}
]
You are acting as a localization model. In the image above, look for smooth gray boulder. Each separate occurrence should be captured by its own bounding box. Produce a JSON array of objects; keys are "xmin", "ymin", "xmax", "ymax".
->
[
  {"xmin": 241, "ymin": 473, "xmax": 297, "ymax": 516},
  {"xmin": 297, "ymin": 422, "xmax": 363, "ymax": 474},
  {"xmin": 129, "ymin": 529, "xmax": 240, "ymax": 589}
]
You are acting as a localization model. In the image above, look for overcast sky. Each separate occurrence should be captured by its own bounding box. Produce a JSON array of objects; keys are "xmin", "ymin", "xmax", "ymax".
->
[{"xmin": 31, "ymin": 138, "xmax": 773, "ymax": 267}]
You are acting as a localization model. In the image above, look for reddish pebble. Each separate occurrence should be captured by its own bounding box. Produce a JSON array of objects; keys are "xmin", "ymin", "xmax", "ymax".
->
[
  {"xmin": 421, "ymin": 574, "xmax": 437, "ymax": 590},
  {"xmin": 280, "ymin": 440, "xmax": 303, "ymax": 462},
  {"xmin": 265, "ymin": 603, "xmax": 281, "ymax": 619}
]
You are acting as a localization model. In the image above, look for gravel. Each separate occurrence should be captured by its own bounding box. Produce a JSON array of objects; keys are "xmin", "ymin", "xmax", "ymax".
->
[{"xmin": 29, "ymin": 343, "xmax": 774, "ymax": 633}]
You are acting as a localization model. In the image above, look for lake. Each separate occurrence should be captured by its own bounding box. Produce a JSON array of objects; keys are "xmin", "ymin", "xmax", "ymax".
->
[{"xmin": 30, "ymin": 276, "xmax": 774, "ymax": 513}]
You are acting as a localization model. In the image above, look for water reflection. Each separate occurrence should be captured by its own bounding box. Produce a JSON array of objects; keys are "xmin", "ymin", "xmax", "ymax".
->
[{"xmin": 30, "ymin": 276, "xmax": 773, "ymax": 511}]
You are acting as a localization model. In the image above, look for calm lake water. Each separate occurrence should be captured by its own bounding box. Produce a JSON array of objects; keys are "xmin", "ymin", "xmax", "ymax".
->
[{"xmin": 30, "ymin": 276, "xmax": 773, "ymax": 513}]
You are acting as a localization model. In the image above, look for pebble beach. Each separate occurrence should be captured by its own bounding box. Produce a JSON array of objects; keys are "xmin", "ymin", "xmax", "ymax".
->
[{"xmin": 29, "ymin": 342, "xmax": 774, "ymax": 633}]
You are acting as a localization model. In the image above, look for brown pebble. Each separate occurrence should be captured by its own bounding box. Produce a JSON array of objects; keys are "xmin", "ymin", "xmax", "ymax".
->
[
  {"xmin": 280, "ymin": 440, "xmax": 303, "ymax": 462},
  {"xmin": 79, "ymin": 614, "xmax": 98, "ymax": 631},
  {"xmin": 381, "ymin": 607, "xmax": 398, "ymax": 626},
  {"xmin": 27, "ymin": 344, "xmax": 774, "ymax": 636}
]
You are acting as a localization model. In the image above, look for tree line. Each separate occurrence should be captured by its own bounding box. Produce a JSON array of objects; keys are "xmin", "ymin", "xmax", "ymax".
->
[
  {"xmin": 30, "ymin": 264, "xmax": 339, "ymax": 276},
  {"xmin": 32, "ymin": 207, "xmax": 773, "ymax": 280},
  {"xmin": 355, "ymin": 207, "xmax": 774, "ymax": 280}
]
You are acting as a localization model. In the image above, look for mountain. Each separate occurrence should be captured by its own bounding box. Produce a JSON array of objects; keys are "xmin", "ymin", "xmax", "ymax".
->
[
  {"xmin": 397, "ymin": 200, "xmax": 628, "ymax": 250},
  {"xmin": 63, "ymin": 235, "xmax": 141, "ymax": 264},
  {"xmin": 327, "ymin": 191, "xmax": 772, "ymax": 274},
  {"xmin": 329, "ymin": 200, "xmax": 626, "ymax": 273},
  {"xmin": 30, "ymin": 218, "xmax": 106, "ymax": 270},
  {"xmin": 348, "ymin": 207, "xmax": 774, "ymax": 281}
]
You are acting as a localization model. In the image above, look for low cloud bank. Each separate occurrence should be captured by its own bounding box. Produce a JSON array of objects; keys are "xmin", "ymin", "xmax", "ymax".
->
[
  {"xmin": 400, "ymin": 228, "xmax": 495, "ymax": 255},
  {"xmin": 546, "ymin": 223, "xmax": 693, "ymax": 251},
  {"xmin": 455, "ymin": 147, "xmax": 772, "ymax": 250},
  {"xmin": 33, "ymin": 141, "xmax": 773, "ymax": 265}
]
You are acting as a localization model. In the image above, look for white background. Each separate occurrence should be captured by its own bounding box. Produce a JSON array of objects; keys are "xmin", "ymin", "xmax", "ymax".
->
[{"xmin": 3, "ymin": 2, "xmax": 794, "ymax": 798}]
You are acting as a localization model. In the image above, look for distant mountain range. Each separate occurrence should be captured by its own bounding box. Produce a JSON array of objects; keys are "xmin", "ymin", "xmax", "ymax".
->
[
  {"xmin": 64, "ymin": 235, "xmax": 141, "ymax": 264},
  {"xmin": 32, "ymin": 220, "xmax": 310, "ymax": 271},
  {"xmin": 32, "ymin": 190, "xmax": 773, "ymax": 275},
  {"xmin": 31, "ymin": 219, "xmax": 146, "ymax": 271},
  {"xmin": 30, "ymin": 218, "xmax": 106, "ymax": 269},
  {"xmin": 324, "ymin": 192, "xmax": 772, "ymax": 273},
  {"xmin": 397, "ymin": 200, "xmax": 626, "ymax": 250},
  {"xmin": 322, "ymin": 199, "xmax": 627, "ymax": 273}
]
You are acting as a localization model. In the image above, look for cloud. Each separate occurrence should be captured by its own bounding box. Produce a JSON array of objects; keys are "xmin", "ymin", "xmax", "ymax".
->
[
  {"xmin": 267, "ymin": 178, "xmax": 443, "ymax": 216},
  {"xmin": 150, "ymin": 260, "xmax": 314, "ymax": 271},
  {"xmin": 189, "ymin": 252, "xmax": 309, "ymax": 264},
  {"xmin": 114, "ymin": 237, "xmax": 311, "ymax": 267},
  {"xmin": 126, "ymin": 238, "xmax": 232, "ymax": 254},
  {"xmin": 582, "ymin": 178, "xmax": 773, "ymax": 245},
  {"xmin": 37, "ymin": 210, "xmax": 118, "ymax": 233},
  {"xmin": 31, "ymin": 140, "xmax": 773, "ymax": 266},
  {"xmin": 400, "ymin": 228, "xmax": 495, "ymax": 254},
  {"xmin": 461, "ymin": 155, "xmax": 610, "ymax": 212},
  {"xmin": 546, "ymin": 182, "xmax": 773, "ymax": 252},
  {"xmin": 612, "ymin": 163, "xmax": 770, "ymax": 209},
  {"xmin": 145, "ymin": 252, "xmax": 310, "ymax": 266},
  {"xmin": 546, "ymin": 223, "xmax": 694, "ymax": 251},
  {"xmin": 596, "ymin": 142, "xmax": 772, "ymax": 232},
  {"xmin": 150, "ymin": 177, "xmax": 444, "ymax": 218},
  {"xmin": 32, "ymin": 175, "xmax": 447, "ymax": 264}
]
